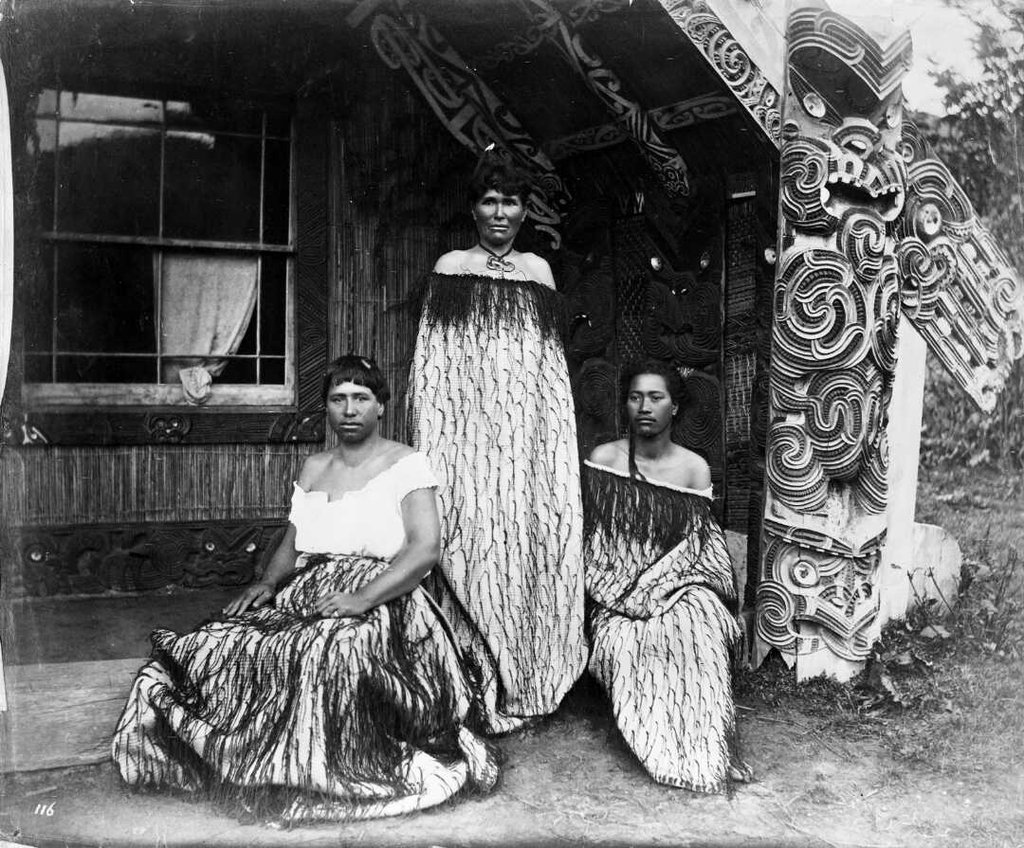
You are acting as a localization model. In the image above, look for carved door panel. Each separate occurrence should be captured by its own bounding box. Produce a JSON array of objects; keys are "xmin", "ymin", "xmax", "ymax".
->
[{"xmin": 562, "ymin": 199, "xmax": 726, "ymax": 514}]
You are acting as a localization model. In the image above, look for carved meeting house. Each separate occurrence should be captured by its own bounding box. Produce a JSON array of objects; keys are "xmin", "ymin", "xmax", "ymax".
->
[{"xmin": 0, "ymin": 0, "xmax": 1021, "ymax": 748}]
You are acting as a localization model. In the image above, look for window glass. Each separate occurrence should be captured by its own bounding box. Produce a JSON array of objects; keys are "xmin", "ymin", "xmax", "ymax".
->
[
  {"xmin": 263, "ymin": 139, "xmax": 291, "ymax": 244},
  {"xmin": 58, "ymin": 92, "xmax": 162, "ymax": 124},
  {"xmin": 163, "ymin": 131, "xmax": 262, "ymax": 242},
  {"xmin": 165, "ymin": 100, "xmax": 263, "ymax": 135},
  {"xmin": 56, "ymin": 355, "xmax": 155, "ymax": 384},
  {"xmin": 260, "ymin": 255, "xmax": 287, "ymax": 356},
  {"xmin": 57, "ymin": 125, "xmax": 160, "ymax": 236},
  {"xmin": 54, "ymin": 244, "xmax": 155, "ymax": 354}
]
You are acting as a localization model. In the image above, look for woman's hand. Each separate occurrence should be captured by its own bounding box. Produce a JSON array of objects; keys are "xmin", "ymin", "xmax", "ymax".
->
[
  {"xmin": 314, "ymin": 591, "xmax": 371, "ymax": 618},
  {"xmin": 223, "ymin": 581, "xmax": 275, "ymax": 616}
]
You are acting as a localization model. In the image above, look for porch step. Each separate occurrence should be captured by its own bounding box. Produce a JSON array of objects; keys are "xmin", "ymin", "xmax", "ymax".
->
[{"xmin": 0, "ymin": 658, "xmax": 142, "ymax": 772}]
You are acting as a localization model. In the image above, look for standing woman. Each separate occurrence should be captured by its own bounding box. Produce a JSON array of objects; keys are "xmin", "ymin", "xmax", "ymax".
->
[{"xmin": 407, "ymin": 160, "xmax": 586, "ymax": 734}]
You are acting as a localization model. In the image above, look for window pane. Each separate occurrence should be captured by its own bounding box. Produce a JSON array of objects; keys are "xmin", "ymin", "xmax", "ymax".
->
[
  {"xmin": 55, "ymin": 244, "xmax": 155, "ymax": 353},
  {"xmin": 35, "ymin": 89, "xmax": 58, "ymax": 117},
  {"xmin": 266, "ymin": 112, "xmax": 291, "ymax": 138},
  {"xmin": 59, "ymin": 92, "xmax": 162, "ymax": 124},
  {"xmin": 24, "ymin": 354, "xmax": 52, "ymax": 383},
  {"xmin": 163, "ymin": 132, "xmax": 261, "ymax": 241},
  {"xmin": 57, "ymin": 124, "xmax": 160, "ymax": 235},
  {"xmin": 56, "ymin": 355, "xmax": 155, "ymax": 383},
  {"xmin": 261, "ymin": 357, "xmax": 285, "ymax": 384},
  {"xmin": 234, "ymin": 305, "xmax": 257, "ymax": 355},
  {"xmin": 30, "ymin": 117, "xmax": 56, "ymax": 231},
  {"xmin": 216, "ymin": 357, "xmax": 257, "ymax": 384},
  {"xmin": 25, "ymin": 247, "xmax": 55, "ymax": 354},
  {"xmin": 263, "ymin": 139, "xmax": 290, "ymax": 245},
  {"xmin": 260, "ymin": 255, "xmax": 286, "ymax": 356},
  {"xmin": 165, "ymin": 100, "xmax": 262, "ymax": 135}
]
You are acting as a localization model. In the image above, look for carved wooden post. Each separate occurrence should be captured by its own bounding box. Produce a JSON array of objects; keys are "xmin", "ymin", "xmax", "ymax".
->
[{"xmin": 754, "ymin": 3, "xmax": 912, "ymax": 679}]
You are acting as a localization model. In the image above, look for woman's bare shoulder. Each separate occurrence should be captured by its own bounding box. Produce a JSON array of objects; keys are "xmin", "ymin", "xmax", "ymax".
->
[
  {"xmin": 666, "ymin": 445, "xmax": 711, "ymax": 489},
  {"xmin": 588, "ymin": 439, "xmax": 629, "ymax": 471},
  {"xmin": 433, "ymin": 250, "xmax": 471, "ymax": 274},
  {"xmin": 296, "ymin": 451, "xmax": 332, "ymax": 488},
  {"xmin": 519, "ymin": 252, "xmax": 555, "ymax": 288}
]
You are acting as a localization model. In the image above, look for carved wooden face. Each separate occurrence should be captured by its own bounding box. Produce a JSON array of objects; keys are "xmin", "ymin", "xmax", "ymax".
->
[
  {"xmin": 779, "ymin": 9, "xmax": 912, "ymax": 236},
  {"xmin": 757, "ymin": 534, "xmax": 881, "ymax": 662}
]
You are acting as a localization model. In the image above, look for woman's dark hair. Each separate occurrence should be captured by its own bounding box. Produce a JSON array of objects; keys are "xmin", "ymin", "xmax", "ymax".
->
[
  {"xmin": 468, "ymin": 160, "xmax": 532, "ymax": 205},
  {"xmin": 321, "ymin": 354, "xmax": 391, "ymax": 405},
  {"xmin": 618, "ymin": 359, "xmax": 689, "ymax": 411}
]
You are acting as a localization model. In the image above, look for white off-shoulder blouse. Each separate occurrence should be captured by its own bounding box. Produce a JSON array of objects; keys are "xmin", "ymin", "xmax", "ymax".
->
[{"xmin": 288, "ymin": 451, "xmax": 439, "ymax": 560}]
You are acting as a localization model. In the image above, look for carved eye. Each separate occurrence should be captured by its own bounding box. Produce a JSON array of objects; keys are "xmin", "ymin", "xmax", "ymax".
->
[
  {"xmin": 802, "ymin": 92, "xmax": 826, "ymax": 119},
  {"xmin": 699, "ymin": 251, "xmax": 711, "ymax": 271},
  {"xmin": 763, "ymin": 247, "xmax": 777, "ymax": 265},
  {"xmin": 791, "ymin": 559, "xmax": 819, "ymax": 588},
  {"xmin": 204, "ymin": 541, "xmax": 216, "ymax": 552},
  {"xmin": 916, "ymin": 203, "xmax": 943, "ymax": 238},
  {"xmin": 885, "ymin": 103, "xmax": 901, "ymax": 128},
  {"xmin": 649, "ymin": 256, "xmax": 662, "ymax": 272},
  {"xmin": 27, "ymin": 545, "xmax": 45, "ymax": 563},
  {"xmin": 245, "ymin": 542, "xmax": 257, "ymax": 553}
]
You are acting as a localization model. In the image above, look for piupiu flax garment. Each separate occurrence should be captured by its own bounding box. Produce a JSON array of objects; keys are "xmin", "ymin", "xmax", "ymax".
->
[
  {"xmin": 408, "ymin": 273, "xmax": 587, "ymax": 734},
  {"xmin": 112, "ymin": 453, "xmax": 497, "ymax": 823},
  {"xmin": 583, "ymin": 459, "xmax": 742, "ymax": 793}
]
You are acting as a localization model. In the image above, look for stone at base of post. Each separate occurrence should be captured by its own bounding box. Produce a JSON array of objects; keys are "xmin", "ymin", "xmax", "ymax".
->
[{"xmin": 908, "ymin": 522, "xmax": 962, "ymax": 614}]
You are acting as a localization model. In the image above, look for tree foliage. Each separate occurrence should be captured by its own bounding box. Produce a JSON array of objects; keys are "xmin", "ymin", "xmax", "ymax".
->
[{"xmin": 919, "ymin": 0, "xmax": 1024, "ymax": 469}]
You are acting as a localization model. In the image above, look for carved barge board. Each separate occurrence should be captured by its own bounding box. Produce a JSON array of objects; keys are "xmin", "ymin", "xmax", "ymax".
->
[
  {"xmin": 654, "ymin": 0, "xmax": 782, "ymax": 147},
  {"xmin": 347, "ymin": 0, "xmax": 569, "ymax": 247},
  {"xmin": 897, "ymin": 121, "xmax": 1024, "ymax": 413}
]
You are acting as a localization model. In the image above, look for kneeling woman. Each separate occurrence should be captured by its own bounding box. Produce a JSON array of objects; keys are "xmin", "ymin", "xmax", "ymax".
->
[
  {"xmin": 584, "ymin": 361, "xmax": 748, "ymax": 793},
  {"xmin": 113, "ymin": 356, "xmax": 497, "ymax": 823}
]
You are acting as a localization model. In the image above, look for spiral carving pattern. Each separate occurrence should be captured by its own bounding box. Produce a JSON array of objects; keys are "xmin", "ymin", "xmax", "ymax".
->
[{"xmin": 758, "ymin": 4, "xmax": 915, "ymax": 667}]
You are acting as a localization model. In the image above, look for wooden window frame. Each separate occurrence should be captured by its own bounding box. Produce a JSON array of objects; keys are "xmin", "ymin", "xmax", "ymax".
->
[{"xmin": 4, "ymin": 112, "xmax": 328, "ymax": 447}]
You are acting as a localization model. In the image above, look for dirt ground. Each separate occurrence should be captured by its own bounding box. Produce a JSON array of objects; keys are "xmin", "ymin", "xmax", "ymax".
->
[{"xmin": 1, "ymin": 463, "xmax": 1023, "ymax": 848}]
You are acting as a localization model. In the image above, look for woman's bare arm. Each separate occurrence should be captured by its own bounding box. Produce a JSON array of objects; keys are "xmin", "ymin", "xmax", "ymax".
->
[{"xmin": 223, "ymin": 523, "xmax": 299, "ymax": 616}]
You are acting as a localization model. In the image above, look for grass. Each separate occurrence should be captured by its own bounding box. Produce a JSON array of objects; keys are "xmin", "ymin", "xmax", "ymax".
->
[{"xmin": 736, "ymin": 461, "xmax": 1024, "ymax": 792}]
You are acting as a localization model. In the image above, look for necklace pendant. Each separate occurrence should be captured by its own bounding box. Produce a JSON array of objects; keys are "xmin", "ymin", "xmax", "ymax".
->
[{"xmin": 485, "ymin": 253, "xmax": 516, "ymax": 274}]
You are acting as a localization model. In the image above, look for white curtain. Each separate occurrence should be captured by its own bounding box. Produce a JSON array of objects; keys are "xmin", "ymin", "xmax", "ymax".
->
[{"xmin": 159, "ymin": 254, "xmax": 258, "ymax": 402}]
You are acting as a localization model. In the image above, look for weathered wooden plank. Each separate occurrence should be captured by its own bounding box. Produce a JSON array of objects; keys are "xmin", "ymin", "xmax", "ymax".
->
[{"xmin": 0, "ymin": 658, "xmax": 143, "ymax": 772}]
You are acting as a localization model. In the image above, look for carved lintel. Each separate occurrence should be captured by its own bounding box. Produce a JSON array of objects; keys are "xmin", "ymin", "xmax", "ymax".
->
[
  {"xmin": 8, "ymin": 519, "xmax": 286, "ymax": 598},
  {"xmin": 545, "ymin": 94, "xmax": 738, "ymax": 160}
]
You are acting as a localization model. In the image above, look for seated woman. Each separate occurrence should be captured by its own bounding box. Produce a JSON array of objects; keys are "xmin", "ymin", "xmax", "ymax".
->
[
  {"xmin": 112, "ymin": 355, "xmax": 497, "ymax": 823},
  {"xmin": 584, "ymin": 360, "xmax": 749, "ymax": 793}
]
